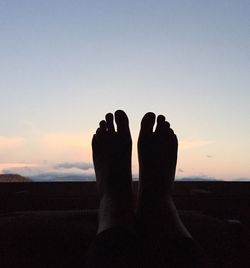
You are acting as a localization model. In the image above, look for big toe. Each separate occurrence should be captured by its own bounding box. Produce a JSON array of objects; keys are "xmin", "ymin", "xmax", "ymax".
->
[
  {"xmin": 114, "ymin": 110, "xmax": 130, "ymax": 135},
  {"xmin": 140, "ymin": 112, "xmax": 156, "ymax": 137}
]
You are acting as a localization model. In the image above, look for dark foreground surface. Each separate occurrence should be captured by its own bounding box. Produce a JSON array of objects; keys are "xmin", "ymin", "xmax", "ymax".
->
[{"xmin": 0, "ymin": 181, "xmax": 250, "ymax": 267}]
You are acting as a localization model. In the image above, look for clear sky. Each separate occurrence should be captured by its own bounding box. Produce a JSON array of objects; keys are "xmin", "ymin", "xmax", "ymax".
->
[{"xmin": 0, "ymin": 0, "xmax": 249, "ymax": 180}]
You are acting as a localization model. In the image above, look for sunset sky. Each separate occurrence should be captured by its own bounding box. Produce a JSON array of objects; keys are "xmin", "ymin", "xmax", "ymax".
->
[{"xmin": 0, "ymin": 1, "xmax": 249, "ymax": 180}]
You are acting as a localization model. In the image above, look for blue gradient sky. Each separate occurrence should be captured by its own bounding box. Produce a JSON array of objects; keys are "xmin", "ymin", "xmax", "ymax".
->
[{"xmin": 0, "ymin": 1, "xmax": 249, "ymax": 179}]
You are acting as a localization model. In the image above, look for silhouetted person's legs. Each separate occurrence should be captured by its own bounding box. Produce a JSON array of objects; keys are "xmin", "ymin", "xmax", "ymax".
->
[
  {"xmin": 86, "ymin": 110, "xmax": 140, "ymax": 268},
  {"xmin": 93, "ymin": 110, "xmax": 134, "ymax": 234},
  {"xmin": 136, "ymin": 112, "xmax": 209, "ymax": 267},
  {"xmin": 137, "ymin": 112, "xmax": 191, "ymax": 237},
  {"xmin": 86, "ymin": 110, "xmax": 210, "ymax": 268}
]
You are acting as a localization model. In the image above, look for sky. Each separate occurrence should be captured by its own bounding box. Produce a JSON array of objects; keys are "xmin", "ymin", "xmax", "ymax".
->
[{"xmin": 0, "ymin": 0, "xmax": 249, "ymax": 180}]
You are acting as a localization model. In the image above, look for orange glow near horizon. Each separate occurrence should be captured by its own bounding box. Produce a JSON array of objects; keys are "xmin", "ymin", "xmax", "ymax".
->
[{"xmin": 0, "ymin": 131, "xmax": 249, "ymax": 180}]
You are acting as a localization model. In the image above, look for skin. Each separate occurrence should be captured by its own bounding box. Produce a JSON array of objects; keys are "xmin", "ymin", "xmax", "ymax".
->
[
  {"xmin": 137, "ymin": 112, "xmax": 177, "ymax": 207},
  {"xmin": 92, "ymin": 110, "xmax": 191, "ymax": 238},
  {"xmin": 136, "ymin": 112, "xmax": 191, "ymax": 238},
  {"xmin": 92, "ymin": 110, "xmax": 134, "ymax": 234}
]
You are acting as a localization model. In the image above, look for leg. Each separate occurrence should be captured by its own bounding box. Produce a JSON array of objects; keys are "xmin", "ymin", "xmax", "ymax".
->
[
  {"xmin": 136, "ymin": 113, "xmax": 210, "ymax": 267},
  {"xmin": 87, "ymin": 110, "xmax": 138, "ymax": 268},
  {"xmin": 86, "ymin": 228, "xmax": 141, "ymax": 268},
  {"xmin": 136, "ymin": 112, "xmax": 190, "ymax": 238},
  {"xmin": 93, "ymin": 110, "xmax": 134, "ymax": 234}
]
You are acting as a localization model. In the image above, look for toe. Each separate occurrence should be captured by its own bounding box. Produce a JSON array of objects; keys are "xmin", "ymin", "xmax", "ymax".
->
[
  {"xmin": 92, "ymin": 134, "xmax": 97, "ymax": 149},
  {"xmin": 164, "ymin": 121, "xmax": 171, "ymax": 131},
  {"xmin": 114, "ymin": 110, "xmax": 130, "ymax": 135},
  {"xmin": 99, "ymin": 120, "xmax": 107, "ymax": 133},
  {"xmin": 105, "ymin": 113, "xmax": 115, "ymax": 133},
  {"xmin": 96, "ymin": 127, "xmax": 101, "ymax": 136},
  {"xmin": 165, "ymin": 121, "xmax": 170, "ymax": 128},
  {"xmin": 162, "ymin": 122, "xmax": 172, "ymax": 137},
  {"xmin": 155, "ymin": 114, "xmax": 166, "ymax": 133},
  {"xmin": 169, "ymin": 128, "xmax": 178, "ymax": 145},
  {"xmin": 140, "ymin": 112, "xmax": 156, "ymax": 136},
  {"xmin": 165, "ymin": 126, "xmax": 178, "ymax": 150}
]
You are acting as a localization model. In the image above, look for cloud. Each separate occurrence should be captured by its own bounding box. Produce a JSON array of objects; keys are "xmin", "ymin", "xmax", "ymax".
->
[
  {"xmin": 2, "ymin": 161, "xmax": 95, "ymax": 179},
  {"xmin": 0, "ymin": 136, "xmax": 25, "ymax": 149},
  {"xmin": 2, "ymin": 166, "xmax": 46, "ymax": 177},
  {"xmin": 234, "ymin": 177, "xmax": 250, "ymax": 181},
  {"xmin": 176, "ymin": 175, "xmax": 218, "ymax": 181},
  {"xmin": 0, "ymin": 163, "xmax": 38, "ymax": 173},
  {"xmin": 2, "ymin": 165, "xmax": 95, "ymax": 181},
  {"xmin": 54, "ymin": 162, "xmax": 93, "ymax": 170}
]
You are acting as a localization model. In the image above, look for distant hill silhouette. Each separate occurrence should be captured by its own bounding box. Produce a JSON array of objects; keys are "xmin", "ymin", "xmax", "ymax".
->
[
  {"xmin": 29, "ymin": 173, "xmax": 95, "ymax": 181},
  {"xmin": 177, "ymin": 177, "xmax": 218, "ymax": 181},
  {"xmin": 0, "ymin": 174, "xmax": 31, "ymax": 182}
]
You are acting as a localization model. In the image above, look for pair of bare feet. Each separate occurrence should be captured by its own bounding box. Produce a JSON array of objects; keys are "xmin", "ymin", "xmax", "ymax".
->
[{"xmin": 92, "ymin": 110, "xmax": 190, "ymax": 238}]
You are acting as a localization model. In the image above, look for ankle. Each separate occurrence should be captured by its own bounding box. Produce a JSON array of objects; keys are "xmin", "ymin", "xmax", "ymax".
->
[{"xmin": 98, "ymin": 197, "xmax": 135, "ymax": 234}]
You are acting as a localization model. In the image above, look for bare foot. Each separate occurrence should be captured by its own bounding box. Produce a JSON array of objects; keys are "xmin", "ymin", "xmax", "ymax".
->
[
  {"xmin": 137, "ymin": 112, "xmax": 191, "ymax": 238},
  {"xmin": 137, "ymin": 112, "xmax": 177, "ymax": 205},
  {"xmin": 92, "ymin": 110, "xmax": 134, "ymax": 233}
]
